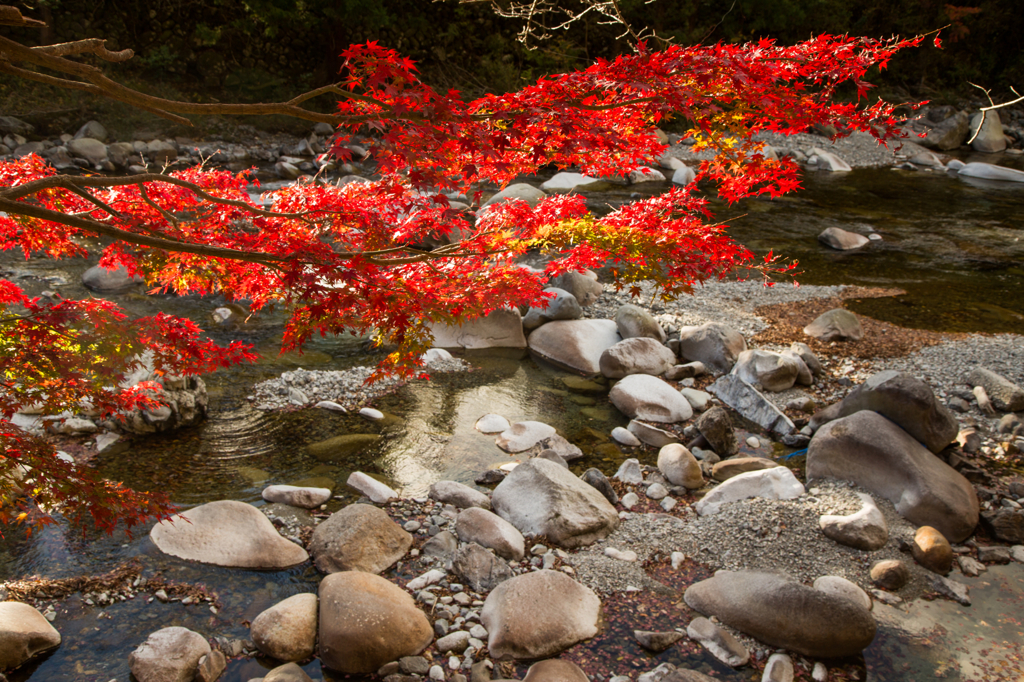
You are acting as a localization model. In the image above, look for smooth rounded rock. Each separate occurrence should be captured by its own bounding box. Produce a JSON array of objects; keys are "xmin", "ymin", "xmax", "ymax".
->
[
  {"xmin": 455, "ymin": 507, "xmax": 526, "ymax": 560},
  {"xmin": 475, "ymin": 413, "xmax": 511, "ymax": 434},
  {"xmin": 810, "ymin": 370, "xmax": 958, "ymax": 454},
  {"xmin": 813, "ymin": 575, "xmax": 872, "ymax": 611},
  {"xmin": 481, "ymin": 570, "xmax": 601, "ymax": 659},
  {"xmin": 150, "ymin": 500, "xmax": 309, "ymax": 568},
  {"xmin": 430, "ymin": 480, "xmax": 491, "ymax": 510},
  {"xmin": 695, "ymin": 467, "xmax": 805, "ymax": 516},
  {"xmin": 262, "ymin": 485, "xmax": 332, "ymax": 509},
  {"xmin": 807, "ymin": 411, "xmax": 978, "ymax": 542},
  {"xmin": 676, "ymin": 322, "xmax": 747, "ymax": 373},
  {"xmin": 522, "ymin": 658, "xmax": 590, "ymax": 682},
  {"xmin": 251, "ymin": 593, "xmax": 318, "ymax": 662},
  {"xmin": 0, "ymin": 601, "xmax": 62, "ymax": 670},
  {"xmin": 600, "ymin": 337, "xmax": 677, "ymax": 379},
  {"xmin": 346, "ymin": 471, "xmax": 398, "ymax": 503},
  {"xmin": 319, "ymin": 571, "xmax": 432, "ymax": 673},
  {"xmin": 614, "ymin": 303, "xmax": 666, "ymax": 342},
  {"xmin": 657, "ymin": 444, "xmax": 703, "ymax": 489},
  {"xmin": 523, "ymin": 287, "xmax": 583, "ymax": 330},
  {"xmin": 81, "ymin": 264, "xmax": 143, "ymax": 293},
  {"xmin": 609, "ymin": 374, "xmax": 693, "ymax": 423},
  {"xmin": 870, "ymin": 560, "xmax": 910, "ymax": 590},
  {"xmin": 528, "ymin": 319, "xmax": 621, "ymax": 374},
  {"xmin": 309, "ymin": 503, "xmax": 412, "ymax": 574},
  {"xmin": 128, "ymin": 626, "xmax": 210, "ymax": 682},
  {"xmin": 684, "ymin": 570, "xmax": 876, "ymax": 658},
  {"xmin": 611, "ymin": 426, "xmax": 641, "ymax": 446},
  {"xmin": 818, "ymin": 227, "xmax": 870, "ymax": 250},
  {"xmin": 496, "ymin": 421, "xmax": 556, "ymax": 453},
  {"xmin": 912, "ymin": 526, "xmax": 953, "ymax": 574}
]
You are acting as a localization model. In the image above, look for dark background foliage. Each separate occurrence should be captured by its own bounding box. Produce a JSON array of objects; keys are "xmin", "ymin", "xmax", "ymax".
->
[{"xmin": 3, "ymin": 0, "xmax": 1022, "ymax": 124}]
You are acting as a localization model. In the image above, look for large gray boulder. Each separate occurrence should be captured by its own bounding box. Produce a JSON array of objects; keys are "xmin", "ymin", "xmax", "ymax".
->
[
  {"xmin": 547, "ymin": 271, "xmax": 604, "ymax": 306},
  {"xmin": 150, "ymin": 500, "xmax": 309, "ymax": 569},
  {"xmin": 128, "ymin": 627, "xmax": 210, "ymax": 682},
  {"xmin": 675, "ymin": 323, "xmax": 746, "ymax": 373},
  {"xmin": 82, "ymin": 264, "xmax": 144, "ymax": 293},
  {"xmin": 969, "ymin": 111, "xmax": 1007, "ymax": 153},
  {"xmin": 615, "ymin": 303, "xmax": 666, "ymax": 342},
  {"xmin": 481, "ymin": 569, "xmax": 601, "ymax": 659},
  {"xmin": 251, "ymin": 593, "xmax": 318, "ymax": 662},
  {"xmin": 482, "ymin": 183, "xmax": 546, "ymax": 208},
  {"xmin": 609, "ymin": 374, "xmax": 693, "ymax": 423},
  {"xmin": 308, "ymin": 503, "xmax": 412, "ymax": 574},
  {"xmin": 600, "ymin": 337, "xmax": 677, "ymax": 379},
  {"xmin": 0, "ymin": 602, "xmax": 62, "ymax": 670},
  {"xmin": 918, "ymin": 110, "xmax": 969, "ymax": 150},
  {"xmin": 809, "ymin": 370, "xmax": 958, "ymax": 454},
  {"xmin": 319, "ymin": 571, "xmax": 432, "ymax": 673},
  {"xmin": 67, "ymin": 137, "xmax": 108, "ymax": 165},
  {"xmin": 684, "ymin": 570, "xmax": 876, "ymax": 658},
  {"xmin": 522, "ymin": 287, "xmax": 582, "ymax": 330},
  {"xmin": 731, "ymin": 350, "xmax": 800, "ymax": 392},
  {"xmin": 807, "ymin": 411, "xmax": 979, "ymax": 542},
  {"xmin": 966, "ymin": 367, "xmax": 1024, "ymax": 412},
  {"xmin": 528, "ymin": 319, "xmax": 621, "ymax": 374},
  {"xmin": 491, "ymin": 458, "xmax": 619, "ymax": 548},
  {"xmin": 430, "ymin": 308, "xmax": 527, "ymax": 349}
]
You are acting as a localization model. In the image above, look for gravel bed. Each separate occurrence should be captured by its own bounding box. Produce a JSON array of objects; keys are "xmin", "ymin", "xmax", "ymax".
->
[
  {"xmin": 249, "ymin": 358, "xmax": 469, "ymax": 411},
  {"xmin": 567, "ymin": 479, "xmax": 933, "ymax": 598},
  {"xmin": 589, "ymin": 279, "xmax": 850, "ymax": 338}
]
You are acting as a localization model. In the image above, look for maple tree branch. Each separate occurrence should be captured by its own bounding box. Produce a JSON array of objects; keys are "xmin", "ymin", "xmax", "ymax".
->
[{"xmin": 965, "ymin": 83, "xmax": 1022, "ymax": 145}]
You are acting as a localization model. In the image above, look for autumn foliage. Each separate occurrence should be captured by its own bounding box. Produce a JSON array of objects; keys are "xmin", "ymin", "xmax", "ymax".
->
[{"xmin": 0, "ymin": 33, "xmax": 922, "ymax": 532}]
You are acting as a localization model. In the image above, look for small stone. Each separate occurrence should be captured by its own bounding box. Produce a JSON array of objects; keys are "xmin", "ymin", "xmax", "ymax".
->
[
  {"xmin": 977, "ymin": 545, "xmax": 1012, "ymax": 564},
  {"xmin": 611, "ymin": 426, "xmax": 641, "ymax": 446},
  {"xmin": 604, "ymin": 547, "xmax": 638, "ymax": 562},
  {"xmin": 762, "ymin": 653, "xmax": 794, "ymax": 682},
  {"xmin": 812, "ymin": 662, "xmax": 827, "ymax": 682},
  {"xmin": 671, "ymin": 552, "xmax": 685, "ymax": 569},
  {"xmin": 614, "ymin": 458, "xmax": 644, "ymax": 484},
  {"xmin": 360, "ymin": 407, "xmax": 384, "ymax": 420},
  {"xmin": 870, "ymin": 560, "xmax": 910, "ymax": 590},
  {"xmin": 621, "ymin": 492, "xmax": 639, "ymax": 509},
  {"xmin": 746, "ymin": 436, "xmax": 760, "ymax": 448},
  {"xmin": 912, "ymin": 526, "xmax": 953, "ymax": 574},
  {"xmin": 958, "ymin": 556, "xmax": 986, "ymax": 577},
  {"xmin": 660, "ymin": 497, "xmax": 677, "ymax": 512},
  {"xmin": 646, "ymin": 483, "xmax": 669, "ymax": 500},
  {"xmin": 430, "ymin": 664, "xmax": 446, "ymax": 680}
]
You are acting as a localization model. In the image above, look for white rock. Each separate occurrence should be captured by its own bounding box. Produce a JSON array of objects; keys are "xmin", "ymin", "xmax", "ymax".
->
[
  {"xmin": 621, "ymin": 492, "xmax": 639, "ymax": 509},
  {"xmin": 680, "ymin": 388, "xmax": 712, "ymax": 411},
  {"xmin": 540, "ymin": 172, "xmax": 612, "ymax": 193},
  {"xmin": 812, "ymin": 662, "xmax": 828, "ymax": 682},
  {"xmin": 746, "ymin": 437, "xmax": 760, "ymax": 448},
  {"xmin": 314, "ymin": 400, "xmax": 347, "ymax": 412},
  {"xmin": 95, "ymin": 432, "xmax": 121, "ymax": 452},
  {"xmin": 628, "ymin": 167, "xmax": 666, "ymax": 183},
  {"xmin": 604, "ymin": 547, "xmax": 638, "ymax": 561},
  {"xmin": 809, "ymin": 148, "xmax": 851, "ymax": 172},
  {"xmin": 646, "ymin": 483, "xmax": 669, "ymax": 500},
  {"xmin": 609, "ymin": 374, "xmax": 693, "ymax": 423},
  {"xmin": 359, "ymin": 407, "xmax": 384, "ymax": 420},
  {"xmin": 262, "ymin": 484, "xmax": 332, "ymax": 509},
  {"xmin": 423, "ymin": 348, "xmax": 454, "ymax": 365},
  {"xmin": 495, "ymin": 421, "xmax": 556, "ymax": 453},
  {"xmin": 1012, "ymin": 546, "xmax": 1024, "ymax": 563},
  {"xmin": 611, "ymin": 426, "xmax": 641, "ymax": 446},
  {"xmin": 955, "ymin": 161, "xmax": 1024, "ymax": 183},
  {"xmin": 671, "ymin": 165, "xmax": 697, "ymax": 185},
  {"xmin": 671, "ymin": 551, "xmax": 685, "ymax": 569},
  {"xmin": 476, "ymin": 414, "xmax": 511, "ymax": 434},
  {"xmin": 695, "ymin": 467, "xmax": 805, "ymax": 516},
  {"xmin": 407, "ymin": 569, "xmax": 447, "ymax": 591},
  {"xmin": 614, "ymin": 458, "xmax": 644, "ymax": 484},
  {"xmin": 763, "ymin": 652, "xmax": 795, "ymax": 682},
  {"xmin": 661, "ymin": 498, "xmax": 677, "ymax": 511},
  {"xmin": 347, "ymin": 471, "xmax": 398, "ymax": 503}
]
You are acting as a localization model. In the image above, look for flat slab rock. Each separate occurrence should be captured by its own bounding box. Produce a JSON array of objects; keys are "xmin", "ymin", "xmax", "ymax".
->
[
  {"xmin": 707, "ymin": 375, "xmax": 795, "ymax": 436},
  {"xmin": 150, "ymin": 500, "xmax": 309, "ymax": 569}
]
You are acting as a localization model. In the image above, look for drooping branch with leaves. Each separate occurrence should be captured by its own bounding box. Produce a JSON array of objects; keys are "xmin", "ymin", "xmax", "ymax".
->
[{"xmin": 0, "ymin": 3, "xmax": 924, "ymax": 532}]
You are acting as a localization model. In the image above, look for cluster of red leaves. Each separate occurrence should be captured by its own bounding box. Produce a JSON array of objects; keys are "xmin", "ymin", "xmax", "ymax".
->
[{"xmin": 1, "ymin": 33, "xmax": 922, "ymax": 532}]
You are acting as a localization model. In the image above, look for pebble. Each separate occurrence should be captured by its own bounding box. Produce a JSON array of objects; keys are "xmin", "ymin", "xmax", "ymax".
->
[
  {"xmin": 621, "ymin": 492, "xmax": 639, "ymax": 509},
  {"xmin": 604, "ymin": 547, "xmax": 638, "ymax": 562},
  {"xmin": 359, "ymin": 407, "xmax": 384, "ymax": 420}
]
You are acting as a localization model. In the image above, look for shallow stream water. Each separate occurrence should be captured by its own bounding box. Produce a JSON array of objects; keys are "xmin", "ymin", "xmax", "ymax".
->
[{"xmin": 2, "ymin": 158, "xmax": 1024, "ymax": 681}]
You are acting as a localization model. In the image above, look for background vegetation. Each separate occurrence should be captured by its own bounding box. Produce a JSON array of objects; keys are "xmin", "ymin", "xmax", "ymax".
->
[{"xmin": 2, "ymin": 0, "xmax": 1022, "ymax": 136}]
